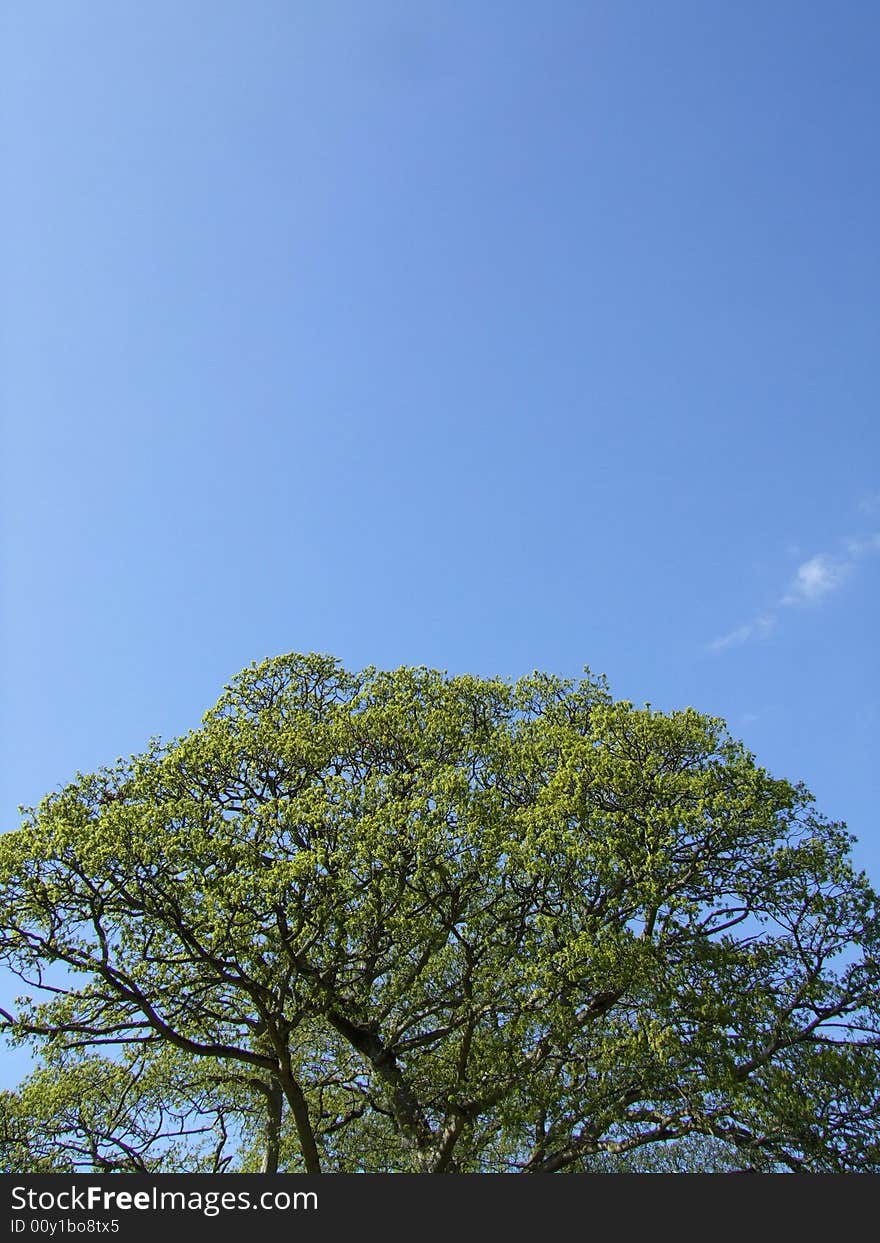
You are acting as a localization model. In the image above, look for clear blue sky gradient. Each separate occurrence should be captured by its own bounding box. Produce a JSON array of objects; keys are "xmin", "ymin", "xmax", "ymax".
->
[{"xmin": 2, "ymin": 2, "xmax": 878, "ymax": 1087}]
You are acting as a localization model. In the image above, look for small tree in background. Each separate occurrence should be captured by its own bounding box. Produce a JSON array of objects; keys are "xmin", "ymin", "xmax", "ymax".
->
[{"xmin": 2, "ymin": 653, "xmax": 878, "ymax": 1172}]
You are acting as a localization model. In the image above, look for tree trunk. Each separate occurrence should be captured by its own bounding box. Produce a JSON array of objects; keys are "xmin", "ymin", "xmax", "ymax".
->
[
  {"xmin": 260, "ymin": 1077, "xmax": 284, "ymax": 1174},
  {"xmin": 278, "ymin": 1071, "xmax": 322, "ymax": 1173}
]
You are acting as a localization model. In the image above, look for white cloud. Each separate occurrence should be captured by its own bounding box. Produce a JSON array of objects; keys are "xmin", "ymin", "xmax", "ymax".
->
[
  {"xmin": 708, "ymin": 614, "xmax": 775, "ymax": 653},
  {"xmin": 707, "ymin": 527, "xmax": 880, "ymax": 654},
  {"xmin": 708, "ymin": 624, "xmax": 754, "ymax": 654},
  {"xmin": 781, "ymin": 553, "xmax": 846, "ymax": 605}
]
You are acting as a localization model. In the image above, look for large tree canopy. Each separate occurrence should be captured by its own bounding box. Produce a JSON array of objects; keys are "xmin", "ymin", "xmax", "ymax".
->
[{"xmin": 2, "ymin": 653, "xmax": 879, "ymax": 1172}]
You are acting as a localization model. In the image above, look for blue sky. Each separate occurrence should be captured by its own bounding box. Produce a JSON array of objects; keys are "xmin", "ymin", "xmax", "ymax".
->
[{"xmin": 2, "ymin": 1, "xmax": 878, "ymax": 1088}]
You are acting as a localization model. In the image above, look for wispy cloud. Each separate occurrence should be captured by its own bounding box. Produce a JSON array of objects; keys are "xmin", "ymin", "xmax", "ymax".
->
[
  {"xmin": 845, "ymin": 532, "xmax": 880, "ymax": 558},
  {"xmin": 780, "ymin": 553, "xmax": 847, "ymax": 605},
  {"xmin": 708, "ymin": 529, "xmax": 880, "ymax": 654},
  {"xmin": 708, "ymin": 614, "xmax": 775, "ymax": 653}
]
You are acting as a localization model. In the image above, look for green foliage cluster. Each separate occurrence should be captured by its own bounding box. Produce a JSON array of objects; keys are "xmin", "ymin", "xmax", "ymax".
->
[{"xmin": 2, "ymin": 654, "xmax": 878, "ymax": 1172}]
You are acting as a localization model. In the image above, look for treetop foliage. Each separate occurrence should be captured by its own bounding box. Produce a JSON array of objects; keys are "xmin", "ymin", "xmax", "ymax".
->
[{"xmin": 2, "ymin": 653, "xmax": 878, "ymax": 1172}]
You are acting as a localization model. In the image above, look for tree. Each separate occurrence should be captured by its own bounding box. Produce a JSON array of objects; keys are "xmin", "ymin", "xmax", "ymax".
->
[
  {"xmin": 1, "ymin": 653, "xmax": 879, "ymax": 1173},
  {"xmin": 0, "ymin": 1051, "xmax": 243, "ymax": 1173}
]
